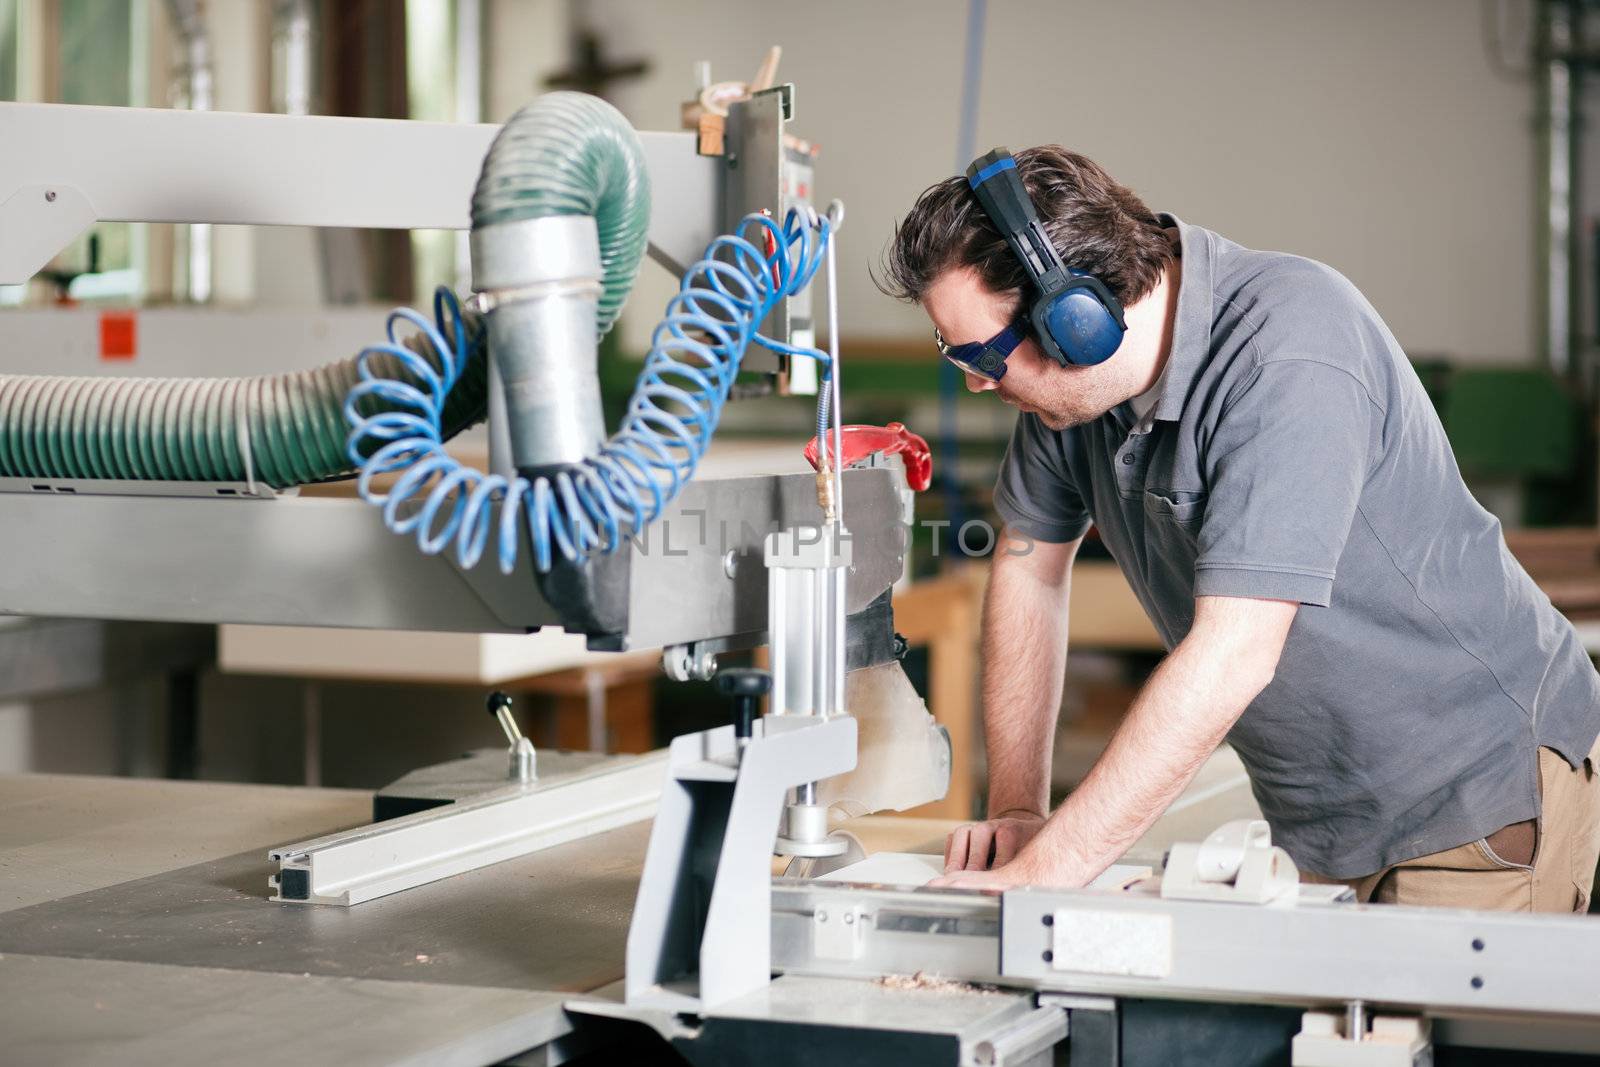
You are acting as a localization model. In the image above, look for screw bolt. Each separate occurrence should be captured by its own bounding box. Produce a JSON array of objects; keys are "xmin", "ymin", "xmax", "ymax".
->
[
  {"xmin": 695, "ymin": 649, "xmax": 719, "ymax": 679},
  {"xmin": 44, "ymin": 190, "xmax": 56, "ymax": 202}
]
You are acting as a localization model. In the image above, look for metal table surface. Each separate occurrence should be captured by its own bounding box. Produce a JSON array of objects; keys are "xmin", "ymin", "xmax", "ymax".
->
[
  {"xmin": 0, "ymin": 749, "xmax": 1263, "ymax": 1066},
  {"xmin": 0, "ymin": 774, "xmax": 370, "ymax": 913},
  {"xmin": 0, "ymin": 954, "xmax": 573, "ymax": 1067},
  {"xmin": 0, "ymin": 772, "xmax": 649, "ymax": 1066}
]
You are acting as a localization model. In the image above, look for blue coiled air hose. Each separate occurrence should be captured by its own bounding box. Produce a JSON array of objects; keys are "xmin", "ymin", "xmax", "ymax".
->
[{"xmin": 344, "ymin": 206, "xmax": 835, "ymax": 575}]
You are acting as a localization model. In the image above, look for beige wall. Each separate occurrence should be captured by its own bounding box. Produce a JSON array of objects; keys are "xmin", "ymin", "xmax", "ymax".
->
[{"xmin": 593, "ymin": 0, "xmax": 1536, "ymax": 363}]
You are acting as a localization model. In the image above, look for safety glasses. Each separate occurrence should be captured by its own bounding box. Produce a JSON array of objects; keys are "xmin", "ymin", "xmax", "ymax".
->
[{"xmin": 934, "ymin": 318, "xmax": 1029, "ymax": 382}]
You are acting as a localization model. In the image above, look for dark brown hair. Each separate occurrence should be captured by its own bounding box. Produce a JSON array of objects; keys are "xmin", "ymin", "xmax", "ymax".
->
[{"xmin": 876, "ymin": 146, "xmax": 1172, "ymax": 309}]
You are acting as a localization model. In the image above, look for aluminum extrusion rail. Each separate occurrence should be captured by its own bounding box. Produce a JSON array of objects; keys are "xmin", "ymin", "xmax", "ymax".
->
[{"xmin": 271, "ymin": 751, "xmax": 666, "ymax": 906}]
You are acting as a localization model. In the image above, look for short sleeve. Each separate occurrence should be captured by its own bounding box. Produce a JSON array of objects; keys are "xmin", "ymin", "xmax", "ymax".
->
[
  {"xmin": 992, "ymin": 413, "xmax": 1093, "ymax": 544},
  {"xmin": 1194, "ymin": 360, "xmax": 1376, "ymax": 606}
]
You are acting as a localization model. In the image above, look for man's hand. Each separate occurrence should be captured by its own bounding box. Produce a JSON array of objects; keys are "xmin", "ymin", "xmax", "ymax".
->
[
  {"xmin": 930, "ymin": 861, "xmax": 1038, "ymax": 892},
  {"xmin": 930, "ymin": 837, "xmax": 1085, "ymax": 891},
  {"xmin": 928, "ymin": 851, "xmax": 1062, "ymax": 895},
  {"xmin": 943, "ymin": 810, "xmax": 1046, "ymax": 872}
]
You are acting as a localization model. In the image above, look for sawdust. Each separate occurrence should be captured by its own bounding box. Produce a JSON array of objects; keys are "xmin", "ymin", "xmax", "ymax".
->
[{"xmin": 876, "ymin": 971, "xmax": 1004, "ymax": 996}]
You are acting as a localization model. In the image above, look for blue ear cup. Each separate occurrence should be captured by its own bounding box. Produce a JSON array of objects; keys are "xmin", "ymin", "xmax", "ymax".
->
[
  {"xmin": 964, "ymin": 147, "xmax": 1128, "ymax": 368},
  {"xmin": 1035, "ymin": 274, "xmax": 1125, "ymax": 366}
]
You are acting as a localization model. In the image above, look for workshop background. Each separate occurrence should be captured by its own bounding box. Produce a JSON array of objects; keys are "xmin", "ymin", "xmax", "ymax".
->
[{"xmin": 0, "ymin": 0, "xmax": 1594, "ymax": 820}]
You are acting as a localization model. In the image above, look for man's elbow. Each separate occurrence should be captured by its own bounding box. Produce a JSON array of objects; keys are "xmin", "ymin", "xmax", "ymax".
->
[
  {"xmin": 1221, "ymin": 627, "xmax": 1291, "ymax": 702},
  {"xmin": 1189, "ymin": 596, "xmax": 1297, "ymax": 699},
  {"xmin": 1237, "ymin": 654, "xmax": 1278, "ymax": 700}
]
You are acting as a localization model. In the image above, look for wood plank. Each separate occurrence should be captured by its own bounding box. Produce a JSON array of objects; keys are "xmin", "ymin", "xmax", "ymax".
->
[{"xmin": 894, "ymin": 570, "xmax": 984, "ymax": 821}]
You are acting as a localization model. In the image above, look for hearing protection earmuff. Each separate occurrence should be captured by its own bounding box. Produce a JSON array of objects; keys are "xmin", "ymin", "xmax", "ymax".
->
[{"xmin": 965, "ymin": 148, "xmax": 1127, "ymax": 366}]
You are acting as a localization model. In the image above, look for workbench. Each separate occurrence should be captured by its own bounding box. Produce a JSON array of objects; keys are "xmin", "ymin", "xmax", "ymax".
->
[
  {"xmin": 0, "ymin": 747, "xmax": 1260, "ymax": 1066},
  {"xmin": 0, "ymin": 773, "xmax": 644, "ymax": 1065}
]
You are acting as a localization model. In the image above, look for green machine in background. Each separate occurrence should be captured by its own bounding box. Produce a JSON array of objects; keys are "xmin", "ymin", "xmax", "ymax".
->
[{"xmin": 1416, "ymin": 362, "xmax": 1592, "ymax": 528}]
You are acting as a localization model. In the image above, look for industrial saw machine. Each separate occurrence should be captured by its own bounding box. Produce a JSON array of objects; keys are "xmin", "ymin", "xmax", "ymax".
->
[{"xmin": 4, "ymin": 66, "xmax": 1600, "ymax": 1067}]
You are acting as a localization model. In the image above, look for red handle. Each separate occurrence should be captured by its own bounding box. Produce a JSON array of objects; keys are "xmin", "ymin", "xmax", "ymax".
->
[{"xmin": 804, "ymin": 422, "xmax": 932, "ymax": 492}]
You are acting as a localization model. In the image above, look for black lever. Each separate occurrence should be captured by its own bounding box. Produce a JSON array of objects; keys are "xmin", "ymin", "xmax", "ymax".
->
[
  {"xmin": 715, "ymin": 668, "xmax": 770, "ymax": 743},
  {"xmin": 486, "ymin": 690, "xmax": 521, "ymax": 743}
]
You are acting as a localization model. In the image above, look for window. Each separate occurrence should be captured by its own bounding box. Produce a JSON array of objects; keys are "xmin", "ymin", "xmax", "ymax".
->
[
  {"xmin": 51, "ymin": 0, "xmax": 147, "ymax": 302},
  {"xmin": 0, "ymin": 0, "xmax": 17, "ymax": 100},
  {"xmin": 58, "ymin": 0, "xmax": 136, "ymax": 106},
  {"xmin": 407, "ymin": 0, "xmax": 464, "ymax": 301},
  {"xmin": 0, "ymin": 1, "xmax": 19, "ymax": 303}
]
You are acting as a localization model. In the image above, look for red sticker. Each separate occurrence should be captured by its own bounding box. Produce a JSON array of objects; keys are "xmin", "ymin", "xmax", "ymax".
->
[{"xmin": 100, "ymin": 311, "xmax": 136, "ymax": 361}]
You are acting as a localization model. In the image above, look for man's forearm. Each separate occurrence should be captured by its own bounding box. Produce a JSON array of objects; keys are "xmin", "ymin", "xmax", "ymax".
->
[
  {"xmin": 1022, "ymin": 598, "xmax": 1293, "ymax": 884},
  {"xmin": 981, "ymin": 542, "xmax": 1073, "ymax": 818}
]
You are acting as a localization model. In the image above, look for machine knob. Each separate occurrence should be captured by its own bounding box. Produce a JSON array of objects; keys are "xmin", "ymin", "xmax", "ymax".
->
[
  {"xmin": 486, "ymin": 690, "xmax": 522, "ymax": 744},
  {"xmin": 486, "ymin": 691, "xmax": 535, "ymax": 782},
  {"xmin": 715, "ymin": 668, "xmax": 770, "ymax": 741}
]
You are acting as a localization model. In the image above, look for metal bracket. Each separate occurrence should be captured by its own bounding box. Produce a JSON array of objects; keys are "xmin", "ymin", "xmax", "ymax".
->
[
  {"xmin": 0, "ymin": 183, "xmax": 95, "ymax": 285},
  {"xmin": 810, "ymin": 903, "xmax": 866, "ymax": 961},
  {"xmin": 721, "ymin": 86, "xmax": 795, "ymax": 373},
  {"xmin": 769, "ymin": 83, "xmax": 794, "ymax": 121},
  {"xmin": 0, "ymin": 476, "xmax": 282, "ymax": 500},
  {"xmin": 662, "ymin": 634, "xmax": 762, "ymax": 681},
  {"xmin": 626, "ymin": 714, "xmax": 858, "ymax": 1012}
]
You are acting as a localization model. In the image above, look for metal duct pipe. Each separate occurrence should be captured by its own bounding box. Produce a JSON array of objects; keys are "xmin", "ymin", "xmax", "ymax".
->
[
  {"xmin": 0, "ymin": 329, "xmax": 487, "ymax": 488},
  {"xmin": 468, "ymin": 92, "xmax": 649, "ymax": 471},
  {"xmin": 471, "ymin": 215, "xmax": 604, "ymax": 469}
]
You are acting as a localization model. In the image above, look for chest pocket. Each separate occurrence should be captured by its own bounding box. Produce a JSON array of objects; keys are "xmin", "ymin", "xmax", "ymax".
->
[{"xmin": 1143, "ymin": 488, "xmax": 1206, "ymax": 526}]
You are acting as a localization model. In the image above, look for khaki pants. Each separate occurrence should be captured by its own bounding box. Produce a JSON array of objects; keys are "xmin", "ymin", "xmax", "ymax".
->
[{"xmin": 1304, "ymin": 742, "xmax": 1600, "ymax": 913}]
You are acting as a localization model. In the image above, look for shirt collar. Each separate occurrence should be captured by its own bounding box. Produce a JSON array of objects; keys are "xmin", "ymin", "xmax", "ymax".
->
[{"xmin": 1150, "ymin": 212, "xmax": 1213, "ymax": 423}]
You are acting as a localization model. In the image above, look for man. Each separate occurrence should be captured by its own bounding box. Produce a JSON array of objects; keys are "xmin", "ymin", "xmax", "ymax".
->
[{"xmin": 878, "ymin": 145, "xmax": 1600, "ymax": 912}]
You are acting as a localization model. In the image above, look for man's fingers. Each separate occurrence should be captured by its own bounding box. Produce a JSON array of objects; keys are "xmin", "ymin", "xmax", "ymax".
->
[
  {"xmin": 944, "ymin": 825, "xmax": 970, "ymax": 872},
  {"xmin": 930, "ymin": 869, "xmax": 974, "ymax": 889},
  {"xmin": 930, "ymin": 868, "xmax": 1013, "ymax": 893},
  {"xmin": 991, "ymin": 825, "xmax": 1019, "ymax": 868},
  {"xmin": 964, "ymin": 824, "xmax": 996, "ymax": 870},
  {"xmin": 948, "ymin": 817, "xmax": 1045, "ymax": 872}
]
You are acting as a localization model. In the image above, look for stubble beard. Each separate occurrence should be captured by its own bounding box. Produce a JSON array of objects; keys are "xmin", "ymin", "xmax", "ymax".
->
[
  {"xmin": 1013, "ymin": 367, "xmax": 1131, "ymax": 431},
  {"xmin": 1034, "ymin": 389, "xmax": 1117, "ymax": 431},
  {"xmin": 1037, "ymin": 410, "xmax": 1079, "ymax": 431}
]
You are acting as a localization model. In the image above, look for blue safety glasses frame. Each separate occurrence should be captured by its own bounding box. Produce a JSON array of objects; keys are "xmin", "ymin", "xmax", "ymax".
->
[{"xmin": 934, "ymin": 318, "xmax": 1029, "ymax": 382}]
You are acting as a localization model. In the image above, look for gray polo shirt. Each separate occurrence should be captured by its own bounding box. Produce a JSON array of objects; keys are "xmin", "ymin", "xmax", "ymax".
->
[{"xmin": 995, "ymin": 215, "xmax": 1600, "ymax": 879}]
